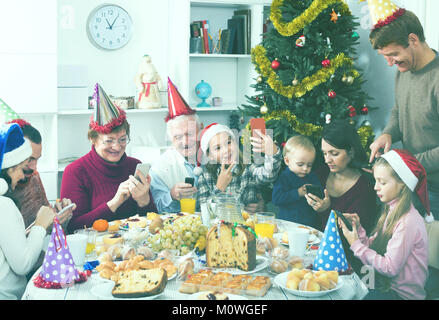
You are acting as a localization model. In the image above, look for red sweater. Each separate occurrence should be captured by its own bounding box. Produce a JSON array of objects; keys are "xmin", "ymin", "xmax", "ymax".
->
[{"xmin": 61, "ymin": 147, "xmax": 157, "ymax": 233}]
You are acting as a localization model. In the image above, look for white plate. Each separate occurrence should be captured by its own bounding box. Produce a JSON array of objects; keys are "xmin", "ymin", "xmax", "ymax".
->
[
  {"xmin": 273, "ymin": 233, "xmax": 321, "ymax": 247},
  {"xmin": 208, "ymin": 255, "xmax": 269, "ymax": 275},
  {"xmin": 274, "ymin": 271, "xmax": 344, "ymax": 298},
  {"xmin": 187, "ymin": 291, "xmax": 248, "ymax": 300},
  {"xmin": 95, "ymin": 261, "xmax": 177, "ymax": 282},
  {"xmin": 91, "ymin": 282, "xmax": 164, "ymax": 300}
]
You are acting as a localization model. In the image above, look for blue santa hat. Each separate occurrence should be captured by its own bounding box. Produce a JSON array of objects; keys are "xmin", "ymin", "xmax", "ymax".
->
[
  {"xmin": 313, "ymin": 210, "xmax": 349, "ymax": 272},
  {"xmin": 0, "ymin": 123, "xmax": 32, "ymax": 195}
]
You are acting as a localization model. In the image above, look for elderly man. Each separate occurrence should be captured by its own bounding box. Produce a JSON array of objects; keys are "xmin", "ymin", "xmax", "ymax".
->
[
  {"xmin": 366, "ymin": 2, "xmax": 438, "ymax": 221},
  {"xmin": 149, "ymin": 78, "xmax": 202, "ymax": 213}
]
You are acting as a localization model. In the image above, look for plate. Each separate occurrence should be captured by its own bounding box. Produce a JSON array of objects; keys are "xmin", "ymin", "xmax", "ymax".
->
[
  {"xmin": 274, "ymin": 271, "xmax": 344, "ymax": 297},
  {"xmin": 95, "ymin": 261, "xmax": 177, "ymax": 282},
  {"xmin": 91, "ymin": 282, "xmax": 164, "ymax": 300},
  {"xmin": 187, "ymin": 291, "xmax": 248, "ymax": 300},
  {"xmin": 208, "ymin": 255, "xmax": 269, "ymax": 275},
  {"xmin": 273, "ymin": 232, "xmax": 321, "ymax": 247}
]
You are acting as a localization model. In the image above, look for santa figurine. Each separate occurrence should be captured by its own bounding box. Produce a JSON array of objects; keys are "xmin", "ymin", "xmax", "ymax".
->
[{"xmin": 135, "ymin": 55, "xmax": 164, "ymax": 109}]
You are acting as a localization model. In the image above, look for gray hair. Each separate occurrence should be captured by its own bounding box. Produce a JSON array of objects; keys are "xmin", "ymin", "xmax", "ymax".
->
[{"xmin": 166, "ymin": 114, "xmax": 202, "ymax": 140}]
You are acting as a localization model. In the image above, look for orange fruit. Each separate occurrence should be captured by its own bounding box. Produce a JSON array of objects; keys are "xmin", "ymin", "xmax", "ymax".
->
[{"xmin": 92, "ymin": 219, "xmax": 109, "ymax": 232}]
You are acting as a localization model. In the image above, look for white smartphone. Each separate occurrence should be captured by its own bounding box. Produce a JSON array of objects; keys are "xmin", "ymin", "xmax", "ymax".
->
[{"xmin": 135, "ymin": 163, "xmax": 151, "ymax": 181}]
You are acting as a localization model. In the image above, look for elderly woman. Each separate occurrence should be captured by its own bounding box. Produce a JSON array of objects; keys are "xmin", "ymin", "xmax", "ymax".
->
[
  {"xmin": 61, "ymin": 84, "xmax": 157, "ymax": 233},
  {"xmin": 0, "ymin": 123, "xmax": 55, "ymax": 299},
  {"xmin": 306, "ymin": 120, "xmax": 379, "ymax": 273}
]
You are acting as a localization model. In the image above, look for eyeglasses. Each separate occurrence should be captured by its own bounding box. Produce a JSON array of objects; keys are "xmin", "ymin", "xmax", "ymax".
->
[{"xmin": 101, "ymin": 136, "xmax": 131, "ymax": 147}]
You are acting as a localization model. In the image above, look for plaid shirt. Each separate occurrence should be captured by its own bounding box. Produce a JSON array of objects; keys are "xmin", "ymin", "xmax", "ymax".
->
[{"xmin": 197, "ymin": 150, "xmax": 282, "ymax": 205}]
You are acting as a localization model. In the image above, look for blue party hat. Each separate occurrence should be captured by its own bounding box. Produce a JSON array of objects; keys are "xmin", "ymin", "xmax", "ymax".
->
[{"xmin": 313, "ymin": 210, "xmax": 349, "ymax": 271}]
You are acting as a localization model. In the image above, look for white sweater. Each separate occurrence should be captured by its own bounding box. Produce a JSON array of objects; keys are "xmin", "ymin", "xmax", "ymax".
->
[{"xmin": 0, "ymin": 195, "xmax": 46, "ymax": 300}]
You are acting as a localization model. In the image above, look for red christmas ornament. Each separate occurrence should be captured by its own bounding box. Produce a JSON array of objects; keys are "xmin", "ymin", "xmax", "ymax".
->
[
  {"xmin": 328, "ymin": 90, "xmax": 336, "ymax": 98},
  {"xmin": 348, "ymin": 105, "xmax": 357, "ymax": 117},
  {"xmin": 361, "ymin": 106, "xmax": 369, "ymax": 115},
  {"xmin": 322, "ymin": 59, "xmax": 331, "ymax": 68},
  {"xmin": 271, "ymin": 59, "xmax": 280, "ymax": 70}
]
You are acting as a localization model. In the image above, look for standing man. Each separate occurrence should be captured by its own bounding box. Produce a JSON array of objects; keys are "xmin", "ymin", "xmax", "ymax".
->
[
  {"xmin": 149, "ymin": 78, "xmax": 201, "ymax": 213},
  {"xmin": 366, "ymin": 1, "xmax": 438, "ymax": 221}
]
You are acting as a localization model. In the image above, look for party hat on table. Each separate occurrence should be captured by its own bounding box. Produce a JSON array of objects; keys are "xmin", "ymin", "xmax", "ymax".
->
[
  {"xmin": 89, "ymin": 83, "xmax": 126, "ymax": 134},
  {"xmin": 313, "ymin": 210, "xmax": 349, "ymax": 272},
  {"xmin": 34, "ymin": 217, "xmax": 87, "ymax": 289},
  {"xmin": 165, "ymin": 77, "xmax": 196, "ymax": 122},
  {"xmin": 363, "ymin": 0, "xmax": 405, "ymax": 30}
]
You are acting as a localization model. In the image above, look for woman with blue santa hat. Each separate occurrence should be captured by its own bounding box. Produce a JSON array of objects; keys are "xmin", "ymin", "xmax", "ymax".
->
[{"xmin": 0, "ymin": 122, "xmax": 55, "ymax": 299}]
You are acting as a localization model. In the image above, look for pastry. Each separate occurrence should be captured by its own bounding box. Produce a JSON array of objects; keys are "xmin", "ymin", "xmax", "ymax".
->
[
  {"xmin": 298, "ymin": 279, "xmax": 320, "ymax": 292},
  {"xmin": 149, "ymin": 216, "xmax": 164, "ymax": 233},
  {"xmin": 112, "ymin": 268, "xmax": 168, "ymax": 298},
  {"xmin": 246, "ymin": 276, "xmax": 271, "ymax": 297},
  {"xmin": 270, "ymin": 259, "xmax": 288, "ymax": 274},
  {"xmin": 136, "ymin": 246, "xmax": 155, "ymax": 260},
  {"xmin": 103, "ymin": 233, "xmax": 124, "ymax": 246},
  {"xmin": 286, "ymin": 275, "xmax": 301, "ymax": 290},
  {"xmin": 177, "ymin": 258, "xmax": 194, "ymax": 280},
  {"xmin": 272, "ymin": 246, "xmax": 289, "ymax": 259},
  {"xmin": 138, "ymin": 260, "xmax": 155, "ymax": 270},
  {"xmin": 126, "ymin": 215, "xmax": 148, "ymax": 229},
  {"xmin": 107, "ymin": 244, "xmax": 122, "ymax": 260},
  {"xmin": 157, "ymin": 249, "xmax": 175, "ymax": 261},
  {"xmin": 108, "ymin": 220, "xmax": 121, "ymax": 232},
  {"xmin": 287, "ymin": 256, "xmax": 304, "ymax": 269},
  {"xmin": 121, "ymin": 247, "xmax": 136, "ymax": 260},
  {"xmin": 314, "ymin": 273, "xmax": 333, "ymax": 290},
  {"xmin": 206, "ymin": 222, "xmax": 256, "ymax": 271}
]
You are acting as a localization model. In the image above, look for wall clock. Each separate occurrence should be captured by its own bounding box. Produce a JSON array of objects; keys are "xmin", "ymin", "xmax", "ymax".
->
[{"xmin": 86, "ymin": 4, "xmax": 133, "ymax": 50}]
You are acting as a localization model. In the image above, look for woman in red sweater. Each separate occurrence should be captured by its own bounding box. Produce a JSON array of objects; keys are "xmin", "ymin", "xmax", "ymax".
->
[
  {"xmin": 61, "ymin": 84, "xmax": 157, "ymax": 233},
  {"xmin": 305, "ymin": 120, "xmax": 379, "ymax": 273}
]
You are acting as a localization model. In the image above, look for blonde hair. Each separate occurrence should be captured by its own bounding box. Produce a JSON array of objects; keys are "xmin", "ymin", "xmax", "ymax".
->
[
  {"xmin": 283, "ymin": 135, "xmax": 315, "ymax": 157},
  {"xmin": 370, "ymin": 157, "xmax": 413, "ymax": 291}
]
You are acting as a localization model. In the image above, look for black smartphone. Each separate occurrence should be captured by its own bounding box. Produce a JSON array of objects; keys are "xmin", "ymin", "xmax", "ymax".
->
[
  {"xmin": 305, "ymin": 185, "xmax": 324, "ymax": 199},
  {"xmin": 185, "ymin": 177, "xmax": 195, "ymax": 187},
  {"xmin": 335, "ymin": 210, "xmax": 353, "ymax": 231}
]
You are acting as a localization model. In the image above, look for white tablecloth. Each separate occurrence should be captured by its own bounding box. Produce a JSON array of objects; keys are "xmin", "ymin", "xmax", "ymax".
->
[{"xmin": 22, "ymin": 218, "xmax": 370, "ymax": 300}]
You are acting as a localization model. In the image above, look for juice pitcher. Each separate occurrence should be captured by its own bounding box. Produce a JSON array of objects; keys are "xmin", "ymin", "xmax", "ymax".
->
[{"xmin": 207, "ymin": 193, "xmax": 244, "ymax": 224}]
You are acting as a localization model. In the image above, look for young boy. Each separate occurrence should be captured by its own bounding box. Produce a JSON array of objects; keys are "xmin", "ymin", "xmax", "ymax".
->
[{"xmin": 272, "ymin": 135, "xmax": 322, "ymax": 229}]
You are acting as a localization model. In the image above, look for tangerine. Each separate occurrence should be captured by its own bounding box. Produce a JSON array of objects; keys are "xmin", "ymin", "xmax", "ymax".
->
[{"xmin": 92, "ymin": 219, "xmax": 109, "ymax": 232}]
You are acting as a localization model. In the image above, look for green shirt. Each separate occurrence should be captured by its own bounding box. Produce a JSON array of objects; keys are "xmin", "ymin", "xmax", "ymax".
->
[{"xmin": 383, "ymin": 52, "xmax": 439, "ymax": 192}]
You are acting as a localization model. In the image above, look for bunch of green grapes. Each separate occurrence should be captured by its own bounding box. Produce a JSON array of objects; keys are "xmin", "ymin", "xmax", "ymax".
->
[{"xmin": 149, "ymin": 215, "xmax": 208, "ymax": 255}]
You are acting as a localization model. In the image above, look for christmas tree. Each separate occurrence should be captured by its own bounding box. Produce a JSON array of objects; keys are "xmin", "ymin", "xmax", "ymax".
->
[{"xmin": 240, "ymin": 0, "xmax": 374, "ymax": 148}]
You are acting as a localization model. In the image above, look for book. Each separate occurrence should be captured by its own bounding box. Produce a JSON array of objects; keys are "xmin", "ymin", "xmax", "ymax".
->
[
  {"xmin": 233, "ymin": 9, "xmax": 251, "ymax": 54},
  {"xmin": 220, "ymin": 29, "xmax": 229, "ymax": 54},
  {"xmin": 232, "ymin": 15, "xmax": 246, "ymax": 54},
  {"xmin": 202, "ymin": 20, "xmax": 210, "ymax": 54},
  {"xmin": 226, "ymin": 18, "xmax": 238, "ymax": 54}
]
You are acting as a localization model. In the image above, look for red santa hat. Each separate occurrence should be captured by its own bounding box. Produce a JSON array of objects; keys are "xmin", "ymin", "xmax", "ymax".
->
[
  {"xmin": 381, "ymin": 149, "xmax": 434, "ymax": 222},
  {"xmin": 165, "ymin": 77, "xmax": 196, "ymax": 122}
]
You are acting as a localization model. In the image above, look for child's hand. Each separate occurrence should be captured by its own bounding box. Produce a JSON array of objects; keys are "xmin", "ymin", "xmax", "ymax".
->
[
  {"xmin": 250, "ymin": 130, "xmax": 278, "ymax": 156},
  {"xmin": 342, "ymin": 213, "xmax": 361, "ymax": 230},
  {"xmin": 338, "ymin": 216, "xmax": 359, "ymax": 245},
  {"xmin": 305, "ymin": 189, "xmax": 330, "ymax": 212},
  {"xmin": 298, "ymin": 185, "xmax": 308, "ymax": 197},
  {"xmin": 216, "ymin": 163, "xmax": 235, "ymax": 192}
]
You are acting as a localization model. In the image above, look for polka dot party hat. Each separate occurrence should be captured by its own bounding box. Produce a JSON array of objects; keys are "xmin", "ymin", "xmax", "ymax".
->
[
  {"xmin": 38, "ymin": 217, "xmax": 81, "ymax": 287},
  {"xmin": 313, "ymin": 210, "xmax": 349, "ymax": 272},
  {"xmin": 364, "ymin": 0, "xmax": 405, "ymax": 30},
  {"xmin": 0, "ymin": 98, "xmax": 21, "ymax": 123}
]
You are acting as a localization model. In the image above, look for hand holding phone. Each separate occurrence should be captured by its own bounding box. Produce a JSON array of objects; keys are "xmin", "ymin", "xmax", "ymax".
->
[
  {"xmin": 335, "ymin": 210, "xmax": 353, "ymax": 231},
  {"xmin": 135, "ymin": 163, "xmax": 151, "ymax": 182},
  {"xmin": 185, "ymin": 177, "xmax": 195, "ymax": 187},
  {"xmin": 250, "ymin": 118, "xmax": 266, "ymax": 137},
  {"xmin": 305, "ymin": 185, "xmax": 324, "ymax": 199}
]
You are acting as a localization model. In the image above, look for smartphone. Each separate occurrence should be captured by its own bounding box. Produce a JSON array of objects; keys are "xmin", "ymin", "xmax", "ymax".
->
[
  {"xmin": 250, "ymin": 118, "xmax": 266, "ymax": 137},
  {"xmin": 185, "ymin": 177, "xmax": 195, "ymax": 187},
  {"xmin": 334, "ymin": 210, "xmax": 353, "ymax": 232},
  {"xmin": 305, "ymin": 185, "xmax": 324, "ymax": 199},
  {"xmin": 134, "ymin": 163, "xmax": 151, "ymax": 181}
]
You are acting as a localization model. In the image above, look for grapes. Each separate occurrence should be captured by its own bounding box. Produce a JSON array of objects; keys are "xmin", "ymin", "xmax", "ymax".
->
[{"xmin": 148, "ymin": 215, "xmax": 207, "ymax": 255}]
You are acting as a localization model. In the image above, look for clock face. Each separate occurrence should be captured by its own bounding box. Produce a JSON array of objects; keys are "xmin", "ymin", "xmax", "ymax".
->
[{"xmin": 87, "ymin": 4, "xmax": 133, "ymax": 50}]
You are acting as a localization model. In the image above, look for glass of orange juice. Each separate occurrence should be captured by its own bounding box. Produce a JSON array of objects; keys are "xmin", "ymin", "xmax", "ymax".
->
[
  {"xmin": 75, "ymin": 228, "xmax": 97, "ymax": 257},
  {"xmin": 254, "ymin": 212, "xmax": 276, "ymax": 238},
  {"xmin": 180, "ymin": 193, "xmax": 196, "ymax": 214}
]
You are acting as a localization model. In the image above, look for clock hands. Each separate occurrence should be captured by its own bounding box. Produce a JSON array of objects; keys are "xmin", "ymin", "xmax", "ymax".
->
[
  {"xmin": 105, "ymin": 18, "xmax": 112, "ymax": 30},
  {"xmin": 109, "ymin": 13, "xmax": 119, "ymax": 30}
]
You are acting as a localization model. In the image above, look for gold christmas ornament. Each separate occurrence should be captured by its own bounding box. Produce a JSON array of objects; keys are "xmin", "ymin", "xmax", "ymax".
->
[{"xmin": 260, "ymin": 104, "xmax": 269, "ymax": 114}]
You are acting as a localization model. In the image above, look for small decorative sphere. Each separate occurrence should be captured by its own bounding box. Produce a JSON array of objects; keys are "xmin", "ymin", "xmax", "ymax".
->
[
  {"xmin": 257, "ymin": 76, "xmax": 263, "ymax": 83},
  {"xmin": 260, "ymin": 104, "xmax": 268, "ymax": 114},
  {"xmin": 292, "ymin": 78, "xmax": 299, "ymax": 86},
  {"xmin": 271, "ymin": 59, "xmax": 280, "ymax": 70},
  {"xmin": 346, "ymin": 76, "xmax": 354, "ymax": 85},
  {"xmin": 322, "ymin": 59, "xmax": 331, "ymax": 68},
  {"xmin": 328, "ymin": 90, "xmax": 336, "ymax": 98}
]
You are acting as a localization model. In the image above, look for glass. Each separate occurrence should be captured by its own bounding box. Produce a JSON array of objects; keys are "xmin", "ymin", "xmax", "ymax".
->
[
  {"xmin": 180, "ymin": 193, "xmax": 196, "ymax": 214},
  {"xmin": 101, "ymin": 136, "xmax": 130, "ymax": 147},
  {"xmin": 74, "ymin": 228, "xmax": 97, "ymax": 258},
  {"xmin": 254, "ymin": 212, "xmax": 276, "ymax": 238},
  {"xmin": 207, "ymin": 193, "xmax": 244, "ymax": 224}
]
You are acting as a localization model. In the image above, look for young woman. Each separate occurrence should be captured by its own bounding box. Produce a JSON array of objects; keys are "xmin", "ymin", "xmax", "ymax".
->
[
  {"xmin": 0, "ymin": 123, "xmax": 55, "ymax": 299},
  {"xmin": 339, "ymin": 149, "xmax": 429, "ymax": 300},
  {"xmin": 197, "ymin": 123, "xmax": 282, "ymax": 213}
]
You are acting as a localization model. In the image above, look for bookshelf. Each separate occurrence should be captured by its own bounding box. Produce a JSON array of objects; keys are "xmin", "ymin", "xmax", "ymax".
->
[{"xmin": 183, "ymin": 0, "xmax": 270, "ymax": 113}]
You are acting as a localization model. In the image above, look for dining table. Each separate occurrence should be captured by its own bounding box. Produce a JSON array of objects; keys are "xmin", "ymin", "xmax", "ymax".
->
[{"xmin": 22, "ymin": 217, "xmax": 370, "ymax": 301}]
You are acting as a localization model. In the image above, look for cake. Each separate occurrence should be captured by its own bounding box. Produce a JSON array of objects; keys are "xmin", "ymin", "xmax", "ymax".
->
[
  {"xmin": 197, "ymin": 291, "xmax": 229, "ymax": 300},
  {"xmin": 103, "ymin": 233, "xmax": 124, "ymax": 246},
  {"xmin": 111, "ymin": 268, "xmax": 168, "ymax": 298},
  {"xmin": 206, "ymin": 222, "xmax": 256, "ymax": 271}
]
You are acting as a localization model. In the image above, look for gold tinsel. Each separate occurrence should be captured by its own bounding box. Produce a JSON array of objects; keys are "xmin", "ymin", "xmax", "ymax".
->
[
  {"xmin": 270, "ymin": 0, "xmax": 352, "ymax": 37},
  {"xmin": 252, "ymin": 46, "xmax": 359, "ymax": 99},
  {"xmin": 243, "ymin": 110, "xmax": 374, "ymax": 150}
]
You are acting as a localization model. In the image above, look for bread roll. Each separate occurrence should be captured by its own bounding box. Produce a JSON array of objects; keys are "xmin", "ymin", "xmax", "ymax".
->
[
  {"xmin": 272, "ymin": 246, "xmax": 289, "ymax": 260},
  {"xmin": 138, "ymin": 260, "xmax": 154, "ymax": 269},
  {"xmin": 315, "ymin": 273, "xmax": 332, "ymax": 290},
  {"xmin": 287, "ymin": 256, "xmax": 304, "ymax": 269},
  {"xmin": 298, "ymin": 279, "xmax": 320, "ymax": 292},
  {"xmin": 177, "ymin": 258, "xmax": 194, "ymax": 280},
  {"xmin": 136, "ymin": 246, "xmax": 155, "ymax": 260},
  {"xmin": 286, "ymin": 276, "xmax": 300, "ymax": 290},
  {"xmin": 270, "ymin": 259, "xmax": 288, "ymax": 274}
]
